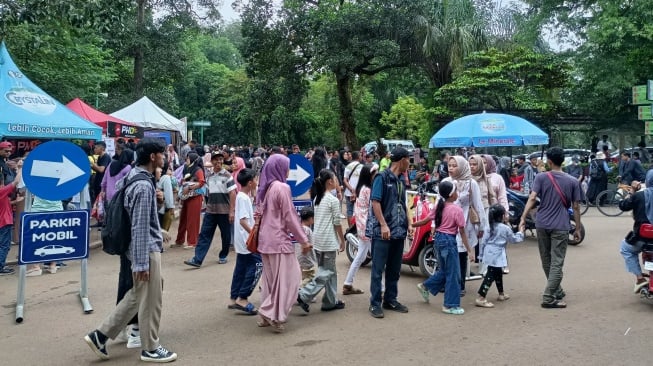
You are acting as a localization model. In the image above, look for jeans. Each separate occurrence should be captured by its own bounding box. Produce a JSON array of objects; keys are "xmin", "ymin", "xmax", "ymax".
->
[
  {"xmin": 346, "ymin": 198, "xmax": 355, "ymax": 218},
  {"xmin": 0, "ymin": 225, "xmax": 12, "ymax": 268},
  {"xmin": 423, "ymin": 233, "xmax": 461, "ymax": 308},
  {"xmin": 192, "ymin": 213, "xmax": 231, "ymax": 264},
  {"xmin": 299, "ymin": 250, "xmax": 339, "ymax": 308},
  {"xmin": 370, "ymin": 238, "xmax": 404, "ymax": 307},
  {"xmin": 477, "ymin": 266, "xmax": 504, "ymax": 297},
  {"xmin": 537, "ymin": 229, "xmax": 568, "ymax": 303},
  {"xmin": 230, "ymin": 253, "xmax": 263, "ymax": 300},
  {"xmin": 620, "ymin": 239, "xmax": 642, "ymax": 276}
]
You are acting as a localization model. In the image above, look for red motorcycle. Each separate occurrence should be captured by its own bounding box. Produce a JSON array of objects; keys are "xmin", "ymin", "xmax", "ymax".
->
[
  {"xmin": 641, "ymin": 247, "xmax": 653, "ymax": 300},
  {"xmin": 637, "ymin": 224, "xmax": 653, "ymax": 301},
  {"xmin": 345, "ymin": 182, "xmax": 439, "ymax": 277}
]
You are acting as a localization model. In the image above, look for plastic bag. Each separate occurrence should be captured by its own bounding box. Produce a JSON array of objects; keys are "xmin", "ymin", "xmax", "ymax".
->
[{"xmin": 91, "ymin": 195, "xmax": 104, "ymax": 221}]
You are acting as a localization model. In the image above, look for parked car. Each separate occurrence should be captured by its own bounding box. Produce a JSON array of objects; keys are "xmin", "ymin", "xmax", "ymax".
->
[
  {"xmin": 363, "ymin": 139, "xmax": 416, "ymax": 160},
  {"xmin": 610, "ymin": 147, "xmax": 653, "ymax": 164},
  {"xmin": 527, "ymin": 148, "xmax": 591, "ymax": 166}
]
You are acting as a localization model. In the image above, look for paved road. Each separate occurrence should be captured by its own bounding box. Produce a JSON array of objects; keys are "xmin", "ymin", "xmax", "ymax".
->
[{"xmin": 0, "ymin": 208, "xmax": 650, "ymax": 365}]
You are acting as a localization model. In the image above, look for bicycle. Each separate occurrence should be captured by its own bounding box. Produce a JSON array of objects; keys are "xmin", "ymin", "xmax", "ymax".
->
[{"xmin": 595, "ymin": 184, "xmax": 630, "ymax": 216}]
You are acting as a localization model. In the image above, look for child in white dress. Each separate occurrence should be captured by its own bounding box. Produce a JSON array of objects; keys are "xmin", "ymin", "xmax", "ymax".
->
[{"xmin": 475, "ymin": 204, "xmax": 524, "ymax": 308}]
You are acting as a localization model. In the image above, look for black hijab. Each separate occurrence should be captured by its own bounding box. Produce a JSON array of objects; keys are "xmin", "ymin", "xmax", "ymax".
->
[{"xmin": 109, "ymin": 148, "xmax": 134, "ymax": 177}]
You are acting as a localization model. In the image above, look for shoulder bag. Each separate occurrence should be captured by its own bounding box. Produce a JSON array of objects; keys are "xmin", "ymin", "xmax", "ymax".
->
[
  {"xmin": 468, "ymin": 181, "xmax": 481, "ymax": 224},
  {"xmin": 545, "ymin": 172, "xmax": 569, "ymax": 208},
  {"xmin": 246, "ymin": 183, "xmax": 272, "ymax": 253}
]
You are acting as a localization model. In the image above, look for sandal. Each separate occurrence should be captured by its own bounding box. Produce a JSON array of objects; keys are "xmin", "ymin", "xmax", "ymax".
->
[
  {"xmin": 257, "ymin": 314, "xmax": 271, "ymax": 327},
  {"xmin": 475, "ymin": 298, "xmax": 495, "ymax": 308},
  {"xmin": 541, "ymin": 300, "xmax": 567, "ymax": 309},
  {"xmin": 342, "ymin": 285, "xmax": 364, "ymax": 295},
  {"xmin": 271, "ymin": 320, "xmax": 285, "ymax": 333},
  {"xmin": 442, "ymin": 307, "xmax": 465, "ymax": 315},
  {"xmin": 231, "ymin": 303, "xmax": 258, "ymax": 315},
  {"xmin": 497, "ymin": 294, "xmax": 510, "ymax": 301}
]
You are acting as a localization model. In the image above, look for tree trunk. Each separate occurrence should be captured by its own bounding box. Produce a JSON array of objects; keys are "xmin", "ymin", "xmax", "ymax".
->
[
  {"xmin": 335, "ymin": 73, "xmax": 358, "ymax": 149},
  {"xmin": 133, "ymin": 0, "xmax": 146, "ymax": 98}
]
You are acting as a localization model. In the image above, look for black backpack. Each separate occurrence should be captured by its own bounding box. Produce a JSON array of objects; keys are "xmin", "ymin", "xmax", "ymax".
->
[{"xmin": 101, "ymin": 173, "xmax": 152, "ymax": 255}]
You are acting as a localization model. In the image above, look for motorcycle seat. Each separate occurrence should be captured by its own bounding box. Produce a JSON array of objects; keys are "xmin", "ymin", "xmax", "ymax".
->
[{"xmin": 509, "ymin": 189, "xmax": 530, "ymax": 201}]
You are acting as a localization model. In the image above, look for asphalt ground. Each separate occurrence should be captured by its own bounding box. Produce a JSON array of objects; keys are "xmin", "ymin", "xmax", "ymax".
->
[{"xmin": 0, "ymin": 207, "xmax": 650, "ymax": 366}]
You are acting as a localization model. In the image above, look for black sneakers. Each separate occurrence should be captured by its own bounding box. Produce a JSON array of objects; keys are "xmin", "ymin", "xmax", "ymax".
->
[
  {"xmin": 141, "ymin": 345, "xmax": 177, "ymax": 363},
  {"xmin": 0, "ymin": 267, "xmax": 14, "ymax": 275},
  {"xmin": 297, "ymin": 294, "xmax": 310, "ymax": 313},
  {"xmin": 84, "ymin": 330, "xmax": 109, "ymax": 360},
  {"xmin": 369, "ymin": 305, "xmax": 384, "ymax": 318},
  {"xmin": 382, "ymin": 301, "xmax": 409, "ymax": 313}
]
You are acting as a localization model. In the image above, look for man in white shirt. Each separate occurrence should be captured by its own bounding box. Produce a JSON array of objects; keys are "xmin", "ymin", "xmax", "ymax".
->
[{"xmin": 343, "ymin": 151, "xmax": 364, "ymax": 221}]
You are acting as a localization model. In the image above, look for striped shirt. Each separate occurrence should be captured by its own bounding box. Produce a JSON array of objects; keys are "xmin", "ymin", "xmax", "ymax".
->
[
  {"xmin": 205, "ymin": 168, "xmax": 236, "ymax": 214},
  {"xmin": 312, "ymin": 193, "xmax": 342, "ymax": 251}
]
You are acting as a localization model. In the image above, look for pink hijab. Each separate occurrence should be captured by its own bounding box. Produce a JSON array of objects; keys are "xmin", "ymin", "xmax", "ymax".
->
[
  {"xmin": 256, "ymin": 154, "xmax": 289, "ymax": 204},
  {"xmin": 232, "ymin": 156, "xmax": 246, "ymax": 191}
]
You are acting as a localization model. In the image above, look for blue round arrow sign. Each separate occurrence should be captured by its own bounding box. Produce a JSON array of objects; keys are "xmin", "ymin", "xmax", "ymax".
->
[
  {"xmin": 22, "ymin": 141, "xmax": 91, "ymax": 201},
  {"xmin": 287, "ymin": 154, "xmax": 314, "ymax": 197}
]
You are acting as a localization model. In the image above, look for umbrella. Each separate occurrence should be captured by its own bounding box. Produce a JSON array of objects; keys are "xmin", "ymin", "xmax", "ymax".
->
[{"xmin": 429, "ymin": 112, "xmax": 549, "ymax": 148}]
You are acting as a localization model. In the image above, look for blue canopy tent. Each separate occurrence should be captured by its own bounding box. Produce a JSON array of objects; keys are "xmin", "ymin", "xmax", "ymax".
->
[
  {"xmin": 429, "ymin": 112, "xmax": 548, "ymax": 148},
  {"xmin": 0, "ymin": 42, "xmax": 101, "ymax": 140}
]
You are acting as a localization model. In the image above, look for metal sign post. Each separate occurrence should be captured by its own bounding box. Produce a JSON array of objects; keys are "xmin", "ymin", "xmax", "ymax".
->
[
  {"xmin": 15, "ymin": 141, "xmax": 92, "ymax": 323},
  {"xmin": 191, "ymin": 120, "xmax": 211, "ymax": 146}
]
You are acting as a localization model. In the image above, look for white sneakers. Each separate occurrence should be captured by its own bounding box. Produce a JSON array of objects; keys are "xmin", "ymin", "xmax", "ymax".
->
[{"xmin": 127, "ymin": 325, "xmax": 141, "ymax": 349}]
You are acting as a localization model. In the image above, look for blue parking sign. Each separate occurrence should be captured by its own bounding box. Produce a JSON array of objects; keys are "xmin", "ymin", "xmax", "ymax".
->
[{"xmin": 19, "ymin": 210, "xmax": 89, "ymax": 264}]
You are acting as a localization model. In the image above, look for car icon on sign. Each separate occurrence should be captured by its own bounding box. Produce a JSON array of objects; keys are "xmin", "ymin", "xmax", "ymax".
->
[{"xmin": 34, "ymin": 245, "xmax": 75, "ymax": 257}]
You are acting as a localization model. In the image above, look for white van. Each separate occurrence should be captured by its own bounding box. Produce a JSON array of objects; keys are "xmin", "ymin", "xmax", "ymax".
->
[{"xmin": 363, "ymin": 139, "xmax": 416, "ymax": 158}]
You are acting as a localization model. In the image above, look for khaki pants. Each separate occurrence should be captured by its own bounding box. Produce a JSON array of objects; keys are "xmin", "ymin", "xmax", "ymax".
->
[{"xmin": 98, "ymin": 251, "xmax": 163, "ymax": 351}]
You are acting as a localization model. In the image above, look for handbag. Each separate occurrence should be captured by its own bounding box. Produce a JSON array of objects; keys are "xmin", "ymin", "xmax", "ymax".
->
[
  {"xmin": 246, "ymin": 215, "xmax": 261, "ymax": 253},
  {"xmin": 468, "ymin": 182, "xmax": 481, "ymax": 224}
]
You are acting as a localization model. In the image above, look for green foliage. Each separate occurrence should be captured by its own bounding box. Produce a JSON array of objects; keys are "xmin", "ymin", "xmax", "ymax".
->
[
  {"xmin": 379, "ymin": 96, "xmax": 431, "ymax": 147},
  {"xmin": 434, "ymin": 47, "xmax": 570, "ymax": 120}
]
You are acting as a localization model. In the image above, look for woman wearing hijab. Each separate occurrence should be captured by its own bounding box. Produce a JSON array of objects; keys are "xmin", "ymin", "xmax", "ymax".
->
[
  {"xmin": 482, "ymin": 155, "xmax": 509, "ymax": 212},
  {"xmin": 232, "ymin": 156, "xmax": 246, "ymax": 191},
  {"xmin": 442, "ymin": 155, "xmax": 487, "ymax": 295},
  {"xmin": 619, "ymin": 170, "xmax": 653, "ymax": 293},
  {"xmin": 100, "ymin": 148, "xmax": 134, "ymax": 202},
  {"xmin": 174, "ymin": 152, "xmax": 206, "ymax": 249},
  {"xmin": 256, "ymin": 154, "xmax": 311, "ymax": 333}
]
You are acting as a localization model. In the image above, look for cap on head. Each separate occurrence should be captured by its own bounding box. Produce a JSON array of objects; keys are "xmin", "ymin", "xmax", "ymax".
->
[
  {"xmin": 390, "ymin": 147, "xmax": 409, "ymax": 162},
  {"xmin": 0, "ymin": 142, "xmax": 12, "ymax": 149}
]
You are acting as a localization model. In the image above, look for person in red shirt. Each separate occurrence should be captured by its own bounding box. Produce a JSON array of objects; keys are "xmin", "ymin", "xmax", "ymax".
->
[
  {"xmin": 509, "ymin": 167, "xmax": 524, "ymax": 191},
  {"xmin": 0, "ymin": 159, "xmax": 23, "ymax": 275}
]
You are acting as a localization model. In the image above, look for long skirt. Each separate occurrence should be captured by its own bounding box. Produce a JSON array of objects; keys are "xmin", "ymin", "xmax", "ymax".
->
[{"xmin": 258, "ymin": 253, "xmax": 301, "ymax": 323}]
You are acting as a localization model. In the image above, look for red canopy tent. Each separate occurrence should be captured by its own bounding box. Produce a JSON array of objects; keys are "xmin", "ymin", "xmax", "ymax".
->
[{"xmin": 66, "ymin": 98, "xmax": 143, "ymax": 138}]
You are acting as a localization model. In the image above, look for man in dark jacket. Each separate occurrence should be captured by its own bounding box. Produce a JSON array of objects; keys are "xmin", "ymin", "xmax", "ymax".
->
[{"xmin": 367, "ymin": 147, "xmax": 410, "ymax": 318}]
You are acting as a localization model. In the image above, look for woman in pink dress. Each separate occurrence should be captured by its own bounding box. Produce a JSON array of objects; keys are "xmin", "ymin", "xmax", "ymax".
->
[{"xmin": 256, "ymin": 154, "xmax": 311, "ymax": 332}]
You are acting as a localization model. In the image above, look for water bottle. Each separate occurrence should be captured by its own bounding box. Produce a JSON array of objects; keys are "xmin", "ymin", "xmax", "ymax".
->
[{"xmin": 524, "ymin": 182, "xmax": 530, "ymax": 195}]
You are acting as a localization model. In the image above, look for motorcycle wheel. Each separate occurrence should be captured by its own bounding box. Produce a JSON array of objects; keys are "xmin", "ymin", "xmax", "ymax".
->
[
  {"xmin": 418, "ymin": 242, "xmax": 438, "ymax": 277},
  {"xmin": 568, "ymin": 220, "xmax": 585, "ymax": 246},
  {"xmin": 345, "ymin": 239, "xmax": 372, "ymax": 266}
]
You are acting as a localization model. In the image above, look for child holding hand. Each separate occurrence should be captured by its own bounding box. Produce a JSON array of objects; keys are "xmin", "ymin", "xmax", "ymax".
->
[
  {"xmin": 475, "ymin": 204, "xmax": 524, "ymax": 308},
  {"xmin": 412, "ymin": 181, "xmax": 474, "ymax": 315}
]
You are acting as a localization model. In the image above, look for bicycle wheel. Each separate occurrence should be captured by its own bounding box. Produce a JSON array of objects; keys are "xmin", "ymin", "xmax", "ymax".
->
[
  {"xmin": 596, "ymin": 190, "xmax": 625, "ymax": 216},
  {"xmin": 579, "ymin": 198, "xmax": 589, "ymax": 215}
]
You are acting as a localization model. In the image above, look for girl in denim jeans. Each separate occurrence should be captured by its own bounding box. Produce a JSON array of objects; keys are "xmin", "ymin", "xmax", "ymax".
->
[{"xmin": 412, "ymin": 181, "xmax": 474, "ymax": 315}]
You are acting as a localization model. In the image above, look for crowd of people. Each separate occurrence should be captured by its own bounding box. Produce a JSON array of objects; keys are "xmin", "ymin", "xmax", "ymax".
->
[{"xmin": 8, "ymin": 135, "xmax": 650, "ymax": 364}]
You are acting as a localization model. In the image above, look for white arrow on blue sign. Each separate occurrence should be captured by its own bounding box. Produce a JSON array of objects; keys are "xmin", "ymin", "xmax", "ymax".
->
[
  {"xmin": 287, "ymin": 155, "xmax": 314, "ymax": 197},
  {"xmin": 22, "ymin": 141, "xmax": 91, "ymax": 201}
]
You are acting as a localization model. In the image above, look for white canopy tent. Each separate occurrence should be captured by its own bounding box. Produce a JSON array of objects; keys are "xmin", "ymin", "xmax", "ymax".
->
[{"xmin": 111, "ymin": 96, "xmax": 187, "ymax": 140}]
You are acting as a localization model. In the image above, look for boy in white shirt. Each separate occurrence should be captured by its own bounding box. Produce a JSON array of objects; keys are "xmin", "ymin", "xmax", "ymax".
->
[{"xmin": 228, "ymin": 169, "xmax": 262, "ymax": 315}]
